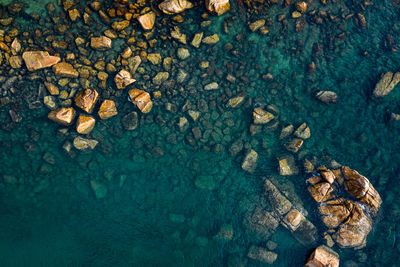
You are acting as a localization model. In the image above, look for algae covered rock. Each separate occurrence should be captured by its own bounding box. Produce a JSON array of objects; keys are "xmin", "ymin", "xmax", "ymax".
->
[
  {"xmin": 242, "ymin": 149, "xmax": 258, "ymax": 173},
  {"xmin": 73, "ymin": 136, "xmax": 98, "ymax": 151}
]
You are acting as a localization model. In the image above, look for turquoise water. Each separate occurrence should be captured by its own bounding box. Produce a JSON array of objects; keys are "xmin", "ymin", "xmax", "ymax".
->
[{"xmin": 1, "ymin": 0, "xmax": 400, "ymax": 266}]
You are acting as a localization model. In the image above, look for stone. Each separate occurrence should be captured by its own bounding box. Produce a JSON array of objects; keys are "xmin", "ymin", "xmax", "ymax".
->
[
  {"xmin": 76, "ymin": 115, "xmax": 96, "ymax": 134},
  {"xmin": 228, "ymin": 93, "xmax": 246, "ymax": 108},
  {"xmin": 191, "ymin": 32, "xmax": 203, "ymax": 48},
  {"xmin": 316, "ymin": 91, "xmax": 338, "ymax": 103},
  {"xmin": 308, "ymin": 182, "xmax": 334, "ymax": 202},
  {"xmin": 245, "ymin": 207, "xmax": 279, "ymax": 240},
  {"xmin": 373, "ymin": 72, "xmax": 400, "ymax": 97},
  {"xmin": 74, "ymin": 89, "xmax": 99, "ymax": 113},
  {"xmin": 249, "ymin": 19, "xmax": 265, "ymax": 32},
  {"xmin": 90, "ymin": 36, "xmax": 112, "ymax": 50},
  {"xmin": 178, "ymin": 117, "xmax": 189, "ymax": 132},
  {"xmin": 285, "ymin": 138, "xmax": 303, "ymax": 153},
  {"xmin": 247, "ymin": 246, "xmax": 277, "ymax": 264},
  {"xmin": 122, "ymin": 111, "xmax": 138, "ymax": 130},
  {"xmin": 68, "ymin": 8, "xmax": 80, "ymax": 21},
  {"xmin": 195, "ymin": 175, "xmax": 216, "ymax": 190},
  {"xmin": 304, "ymin": 245, "xmax": 339, "ymax": 267},
  {"xmin": 11, "ymin": 38, "xmax": 21, "ymax": 53},
  {"xmin": 216, "ymin": 224, "xmax": 234, "ymax": 240},
  {"xmin": 147, "ymin": 53, "xmax": 162, "ymax": 65},
  {"xmin": 253, "ymin": 108, "xmax": 274, "ymax": 124},
  {"xmin": 171, "ymin": 26, "xmax": 187, "ymax": 44},
  {"xmin": 128, "ymin": 56, "xmax": 141, "ymax": 73},
  {"xmin": 280, "ymin": 125, "xmax": 294, "ymax": 139},
  {"xmin": 52, "ymin": 62, "xmax": 79, "ymax": 78},
  {"xmin": 283, "ymin": 209, "xmax": 303, "ymax": 231},
  {"xmin": 138, "ymin": 11, "xmax": 156, "ymax": 30},
  {"xmin": 44, "ymin": 96, "xmax": 56, "ymax": 110},
  {"xmin": 188, "ymin": 110, "xmax": 200, "ymax": 121},
  {"xmin": 9, "ymin": 56, "xmax": 22, "ymax": 68},
  {"xmin": 292, "ymin": 11, "xmax": 301, "ymax": 18},
  {"xmin": 295, "ymin": 1, "xmax": 307, "ymax": 13},
  {"xmin": 278, "ymin": 156, "xmax": 299, "ymax": 175},
  {"xmin": 204, "ymin": 82, "xmax": 219, "ymax": 90},
  {"xmin": 158, "ymin": 0, "xmax": 193, "ymax": 14},
  {"xmin": 206, "ymin": 0, "xmax": 230, "ymax": 15},
  {"xmin": 264, "ymin": 179, "xmax": 292, "ymax": 216},
  {"xmin": 48, "ymin": 107, "xmax": 76, "ymax": 125},
  {"xmin": 294, "ymin": 122, "xmax": 310, "ymax": 139},
  {"xmin": 241, "ymin": 149, "xmax": 258, "ymax": 173},
  {"xmin": 112, "ymin": 20, "xmax": 130, "ymax": 31},
  {"xmin": 9, "ymin": 110, "xmax": 22, "ymax": 123},
  {"xmin": 177, "ymin": 48, "xmax": 190, "ymax": 60},
  {"xmin": 128, "ymin": 89, "xmax": 153, "ymax": 113},
  {"xmin": 98, "ymin": 100, "xmax": 118, "ymax": 119},
  {"xmin": 22, "ymin": 51, "xmax": 61, "ymax": 71},
  {"xmin": 44, "ymin": 82, "xmax": 59, "ymax": 95},
  {"xmin": 153, "ymin": 72, "xmax": 169, "ymax": 85},
  {"xmin": 202, "ymin": 34, "xmax": 220, "ymax": 45},
  {"xmin": 90, "ymin": 180, "xmax": 107, "ymax": 199},
  {"xmin": 114, "ymin": 69, "xmax": 136, "ymax": 89}
]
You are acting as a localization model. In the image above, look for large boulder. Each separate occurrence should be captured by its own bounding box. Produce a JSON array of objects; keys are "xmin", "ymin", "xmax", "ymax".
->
[
  {"xmin": 304, "ymin": 245, "xmax": 339, "ymax": 267},
  {"xmin": 76, "ymin": 115, "xmax": 96, "ymax": 134},
  {"xmin": 206, "ymin": 0, "xmax": 230, "ymax": 15},
  {"xmin": 98, "ymin": 100, "xmax": 118, "ymax": 119},
  {"xmin": 158, "ymin": 0, "xmax": 193, "ymax": 14},
  {"xmin": 48, "ymin": 107, "xmax": 76, "ymax": 125},
  {"xmin": 373, "ymin": 72, "xmax": 400, "ymax": 97},
  {"xmin": 74, "ymin": 89, "xmax": 99, "ymax": 113},
  {"xmin": 114, "ymin": 69, "xmax": 136, "ymax": 89},
  {"xmin": 22, "ymin": 51, "xmax": 60, "ymax": 71},
  {"xmin": 137, "ymin": 11, "xmax": 156, "ymax": 30},
  {"xmin": 128, "ymin": 88, "xmax": 153, "ymax": 113}
]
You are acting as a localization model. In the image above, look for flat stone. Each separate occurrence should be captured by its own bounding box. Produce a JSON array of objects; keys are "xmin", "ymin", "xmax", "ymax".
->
[
  {"xmin": 90, "ymin": 36, "xmax": 112, "ymax": 50},
  {"xmin": 52, "ymin": 62, "xmax": 79, "ymax": 78},
  {"xmin": 48, "ymin": 107, "xmax": 76, "ymax": 125},
  {"xmin": 249, "ymin": 19, "xmax": 265, "ymax": 32},
  {"xmin": 191, "ymin": 32, "xmax": 203, "ymax": 48},
  {"xmin": 247, "ymin": 246, "xmax": 277, "ymax": 264},
  {"xmin": 22, "ymin": 51, "xmax": 61, "ymax": 71},
  {"xmin": 202, "ymin": 34, "xmax": 220, "ymax": 45},
  {"xmin": 316, "ymin": 90, "xmax": 338, "ymax": 103},
  {"xmin": 204, "ymin": 82, "xmax": 219, "ymax": 90},
  {"xmin": 98, "ymin": 100, "xmax": 118, "ymax": 119},
  {"xmin": 228, "ymin": 93, "xmax": 245, "ymax": 108},
  {"xmin": 76, "ymin": 115, "xmax": 96, "ymax": 134}
]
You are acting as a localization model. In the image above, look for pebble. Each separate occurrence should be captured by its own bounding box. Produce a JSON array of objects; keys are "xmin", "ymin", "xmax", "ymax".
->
[{"xmin": 204, "ymin": 82, "xmax": 219, "ymax": 90}]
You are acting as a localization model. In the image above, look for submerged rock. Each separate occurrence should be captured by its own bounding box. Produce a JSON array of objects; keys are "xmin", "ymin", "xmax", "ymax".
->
[
  {"xmin": 316, "ymin": 91, "xmax": 338, "ymax": 103},
  {"xmin": 304, "ymin": 245, "xmax": 339, "ymax": 267},
  {"xmin": 242, "ymin": 149, "xmax": 258, "ymax": 173},
  {"xmin": 48, "ymin": 107, "xmax": 76, "ymax": 125},
  {"xmin": 98, "ymin": 100, "xmax": 118, "ymax": 119},
  {"xmin": 202, "ymin": 34, "xmax": 220, "ymax": 45},
  {"xmin": 294, "ymin": 123, "xmax": 311, "ymax": 139},
  {"xmin": 52, "ymin": 62, "xmax": 79, "ymax": 78},
  {"xmin": 195, "ymin": 175, "xmax": 216, "ymax": 190},
  {"xmin": 128, "ymin": 89, "xmax": 153, "ymax": 113},
  {"xmin": 76, "ymin": 115, "xmax": 96, "ymax": 134},
  {"xmin": 278, "ymin": 156, "xmax": 299, "ymax": 175},
  {"xmin": 73, "ymin": 136, "xmax": 98, "ymax": 151},
  {"xmin": 191, "ymin": 32, "xmax": 203, "ymax": 48},
  {"xmin": 228, "ymin": 93, "xmax": 246, "ymax": 108},
  {"xmin": 249, "ymin": 19, "xmax": 265, "ymax": 32},
  {"xmin": 247, "ymin": 246, "xmax": 277, "ymax": 264},
  {"xmin": 114, "ymin": 69, "xmax": 136, "ymax": 89},
  {"xmin": 206, "ymin": 0, "xmax": 230, "ymax": 15},
  {"xmin": 373, "ymin": 72, "xmax": 400, "ymax": 97},
  {"xmin": 22, "ymin": 51, "xmax": 60, "ymax": 71},
  {"xmin": 204, "ymin": 82, "xmax": 219, "ymax": 90},
  {"xmin": 159, "ymin": 0, "xmax": 193, "ymax": 14},
  {"xmin": 122, "ymin": 111, "xmax": 138, "ymax": 130},
  {"xmin": 137, "ymin": 11, "xmax": 156, "ymax": 30},
  {"xmin": 153, "ymin": 72, "xmax": 169, "ymax": 85},
  {"xmin": 90, "ymin": 36, "xmax": 112, "ymax": 50},
  {"xmin": 177, "ymin": 48, "xmax": 190, "ymax": 60},
  {"xmin": 90, "ymin": 180, "xmax": 107, "ymax": 199},
  {"xmin": 74, "ymin": 89, "xmax": 99, "ymax": 113},
  {"xmin": 253, "ymin": 108, "xmax": 274, "ymax": 124}
]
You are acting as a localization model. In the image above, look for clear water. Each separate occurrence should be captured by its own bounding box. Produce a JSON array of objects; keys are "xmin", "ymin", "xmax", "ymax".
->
[{"xmin": 0, "ymin": 0, "xmax": 400, "ymax": 266}]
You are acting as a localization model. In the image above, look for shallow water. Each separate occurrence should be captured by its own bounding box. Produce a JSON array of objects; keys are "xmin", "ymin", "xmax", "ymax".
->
[{"xmin": 1, "ymin": 0, "xmax": 400, "ymax": 266}]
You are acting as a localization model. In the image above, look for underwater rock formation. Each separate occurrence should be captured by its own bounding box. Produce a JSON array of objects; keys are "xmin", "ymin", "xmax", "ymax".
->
[{"xmin": 304, "ymin": 245, "xmax": 339, "ymax": 267}]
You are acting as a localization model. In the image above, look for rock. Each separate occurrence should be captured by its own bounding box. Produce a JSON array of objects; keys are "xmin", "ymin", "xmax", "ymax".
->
[
  {"xmin": 122, "ymin": 111, "xmax": 138, "ymax": 130},
  {"xmin": 177, "ymin": 48, "xmax": 190, "ymax": 60},
  {"xmin": 285, "ymin": 138, "xmax": 303, "ymax": 153},
  {"xmin": 171, "ymin": 26, "xmax": 187, "ymax": 44},
  {"xmin": 90, "ymin": 180, "xmax": 107, "ymax": 199},
  {"xmin": 22, "ymin": 51, "xmax": 61, "ymax": 71},
  {"xmin": 11, "ymin": 38, "xmax": 21, "ymax": 53},
  {"xmin": 245, "ymin": 207, "xmax": 279, "ymax": 240},
  {"xmin": 202, "ymin": 34, "xmax": 220, "ymax": 45},
  {"xmin": 292, "ymin": 11, "xmax": 301, "ymax": 18},
  {"xmin": 52, "ymin": 62, "xmax": 79, "ymax": 78},
  {"xmin": 308, "ymin": 182, "xmax": 334, "ymax": 202},
  {"xmin": 191, "ymin": 32, "xmax": 203, "ymax": 48},
  {"xmin": 68, "ymin": 8, "xmax": 80, "ymax": 21},
  {"xmin": 159, "ymin": 0, "xmax": 193, "ymax": 14},
  {"xmin": 279, "ymin": 125, "xmax": 294, "ymax": 139},
  {"xmin": 304, "ymin": 245, "xmax": 339, "ymax": 267},
  {"xmin": 9, "ymin": 110, "xmax": 22, "ymax": 122},
  {"xmin": 147, "ymin": 53, "xmax": 162, "ymax": 65},
  {"xmin": 283, "ymin": 209, "xmax": 304, "ymax": 231},
  {"xmin": 241, "ymin": 149, "xmax": 258, "ymax": 173},
  {"xmin": 73, "ymin": 136, "xmax": 98, "ymax": 150},
  {"xmin": 247, "ymin": 246, "xmax": 277, "ymax": 264},
  {"xmin": 43, "ymin": 96, "xmax": 56, "ymax": 110},
  {"xmin": 153, "ymin": 72, "xmax": 169, "ymax": 85},
  {"xmin": 249, "ymin": 19, "xmax": 265, "ymax": 32},
  {"xmin": 228, "ymin": 93, "xmax": 246, "ymax": 108},
  {"xmin": 316, "ymin": 91, "xmax": 338, "ymax": 103},
  {"xmin": 253, "ymin": 108, "xmax": 274, "ymax": 124},
  {"xmin": 9, "ymin": 56, "xmax": 22, "ymax": 68},
  {"xmin": 90, "ymin": 36, "xmax": 112, "ymax": 50},
  {"xmin": 98, "ymin": 100, "xmax": 118, "ymax": 119},
  {"xmin": 294, "ymin": 122, "xmax": 310, "ymax": 139},
  {"xmin": 295, "ymin": 1, "xmax": 307, "ymax": 13},
  {"xmin": 278, "ymin": 156, "xmax": 299, "ymax": 175},
  {"xmin": 128, "ymin": 89, "xmax": 153, "ymax": 113},
  {"xmin": 195, "ymin": 175, "xmax": 216, "ymax": 190},
  {"xmin": 112, "ymin": 20, "xmax": 129, "ymax": 31},
  {"xmin": 177, "ymin": 69, "xmax": 189, "ymax": 83},
  {"xmin": 44, "ymin": 82, "xmax": 59, "ymax": 95},
  {"xmin": 204, "ymin": 82, "xmax": 219, "ymax": 90},
  {"xmin": 263, "ymin": 179, "xmax": 292, "ymax": 216},
  {"xmin": 138, "ymin": 11, "xmax": 156, "ymax": 30},
  {"xmin": 216, "ymin": 224, "xmax": 234, "ymax": 240},
  {"xmin": 128, "ymin": 56, "xmax": 141, "ymax": 73},
  {"xmin": 76, "ymin": 115, "xmax": 96, "ymax": 134},
  {"xmin": 188, "ymin": 110, "xmax": 200, "ymax": 121},
  {"xmin": 48, "ymin": 107, "xmax": 76, "ymax": 125},
  {"xmin": 178, "ymin": 117, "xmax": 189, "ymax": 132},
  {"xmin": 114, "ymin": 69, "xmax": 136, "ymax": 89},
  {"xmin": 391, "ymin": 113, "xmax": 400, "ymax": 121},
  {"xmin": 74, "ymin": 89, "xmax": 99, "ymax": 113},
  {"xmin": 373, "ymin": 72, "xmax": 400, "ymax": 97},
  {"xmin": 206, "ymin": 0, "xmax": 230, "ymax": 15}
]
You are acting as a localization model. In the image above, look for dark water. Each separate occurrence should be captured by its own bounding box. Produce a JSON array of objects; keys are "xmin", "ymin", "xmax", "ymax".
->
[{"xmin": 0, "ymin": 0, "xmax": 400, "ymax": 266}]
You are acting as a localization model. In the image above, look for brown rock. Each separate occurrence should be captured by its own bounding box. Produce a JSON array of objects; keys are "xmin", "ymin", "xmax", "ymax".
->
[
  {"xmin": 320, "ymin": 170, "xmax": 335, "ymax": 184},
  {"xmin": 68, "ymin": 8, "xmax": 80, "ymax": 21},
  {"xmin": 90, "ymin": 36, "xmax": 112, "ymax": 50},
  {"xmin": 112, "ymin": 20, "xmax": 130, "ymax": 31},
  {"xmin": 295, "ymin": 1, "xmax": 307, "ymax": 13},
  {"xmin": 74, "ymin": 89, "xmax": 99, "ymax": 113},
  {"xmin": 22, "ymin": 51, "xmax": 61, "ymax": 71},
  {"xmin": 98, "ymin": 100, "xmax": 118, "ymax": 119},
  {"xmin": 137, "ymin": 11, "xmax": 156, "ymax": 30},
  {"xmin": 318, "ymin": 198, "xmax": 351, "ymax": 228},
  {"xmin": 308, "ymin": 182, "xmax": 334, "ymax": 202},
  {"xmin": 159, "ymin": 0, "xmax": 193, "ymax": 14},
  {"xmin": 76, "ymin": 115, "xmax": 96, "ymax": 134},
  {"xmin": 9, "ymin": 56, "xmax": 22, "ymax": 68},
  {"xmin": 206, "ymin": 0, "xmax": 230, "ymax": 15},
  {"xmin": 48, "ymin": 107, "xmax": 76, "ymax": 125},
  {"xmin": 44, "ymin": 82, "xmax": 59, "ymax": 95},
  {"xmin": 373, "ymin": 72, "xmax": 400, "ymax": 97},
  {"xmin": 253, "ymin": 107, "xmax": 274, "ymax": 124},
  {"xmin": 305, "ymin": 245, "xmax": 339, "ymax": 267},
  {"xmin": 52, "ymin": 62, "xmax": 79, "ymax": 78},
  {"xmin": 128, "ymin": 89, "xmax": 153, "ymax": 113},
  {"xmin": 114, "ymin": 69, "xmax": 136, "ymax": 89},
  {"xmin": 283, "ymin": 209, "xmax": 303, "ymax": 231}
]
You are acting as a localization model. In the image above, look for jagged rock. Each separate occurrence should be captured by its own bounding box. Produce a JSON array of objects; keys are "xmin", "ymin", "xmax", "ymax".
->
[
  {"xmin": 171, "ymin": 26, "xmax": 187, "ymax": 44},
  {"xmin": 9, "ymin": 56, "xmax": 22, "ymax": 68},
  {"xmin": 98, "ymin": 100, "xmax": 118, "ymax": 119},
  {"xmin": 283, "ymin": 209, "xmax": 303, "ymax": 231},
  {"xmin": 191, "ymin": 32, "xmax": 203, "ymax": 48},
  {"xmin": 373, "ymin": 72, "xmax": 400, "ymax": 97},
  {"xmin": 44, "ymin": 82, "xmax": 59, "ymax": 95},
  {"xmin": 73, "ymin": 136, "xmax": 98, "ymax": 150},
  {"xmin": 112, "ymin": 20, "xmax": 129, "ymax": 31},
  {"xmin": 295, "ymin": 1, "xmax": 307, "ymax": 13},
  {"xmin": 128, "ymin": 89, "xmax": 153, "ymax": 113},
  {"xmin": 294, "ymin": 122, "xmax": 311, "ymax": 139},
  {"xmin": 90, "ymin": 36, "xmax": 112, "ymax": 50},
  {"xmin": 22, "ymin": 51, "xmax": 60, "ymax": 71},
  {"xmin": 128, "ymin": 56, "xmax": 141, "ymax": 73},
  {"xmin": 122, "ymin": 111, "xmax": 138, "ymax": 130},
  {"xmin": 249, "ymin": 19, "xmax": 265, "ymax": 32},
  {"xmin": 153, "ymin": 72, "xmax": 169, "ymax": 85},
  {"xmin": 147, "ymin": 53, "xmax": 162, "ymax": 65},
  {"xmin": 114, "ymin": 69, "xmax": 136, "ymax": 89},
  {"xmin": 43, "ymin": 96, "xmax": 56, "ymax": 110},
  {"xmin": 264, "ymin": 179, "xmax": 292, "ymax": 216},
  {"xmin": 253, "ymin": 108, "xmax": 274, "ymax": 124},
  {"xmin": 74, "ymin": 89, "xmax": 99, "ymax": 113},
  {"xmin": 52, "ymin": 62, "xmax": 79, "ymax": 78},
  {"xmin": 76, "ymin": 115, "xmax": 96, "ymax": 134},
  {"xmin": 285, "ymin": 138, "xmax": 303, "ymax": 153},
  {"xmin": 247, "ymin": 246, "xmax": 277, "ymax": 264},
  {"xmin": 159, "ymin": 0, "xmax": 193, "ymax": 14},
  {"xmin": 279, "ymin": 125, "xmax": 294, "ymax": 139},
  {"xmin": 242, "ymin": 149, "xmax": 258, "ymax": 173},
  {"xmin": 228, "ymin": 93, "xmax": 246, "ymax": 108},
  {"xmin": 316, "ymin": 91, "xmax": 338, "ymax": 103},
  {"xmin": 202, "ymin": 34, "xmax": 220, "ymax": 45},
  {"xmin": 278, "ymin": 156, "xmax": 299, "ymax": 175},
  {"xmin": 178, "ymin": 117, "xmax": 189, "ymax": 132},
  {"xmin": 48, "ymin": 107, "xmax": 75, "ymax": 125},
  {"xmin": 206, "ymin": 0, "xmax": 230, "ymax": 15},
  {"xmin": 304, "ymin": 245, "xmax": 339, "ymax": 267},
  {"xmin": 137, "ymin": 11, "xmax": 156, "ymax": 30},
  {"xmin": 177, "ymin": 48, "xmax": 190, "ymax": 60}
]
